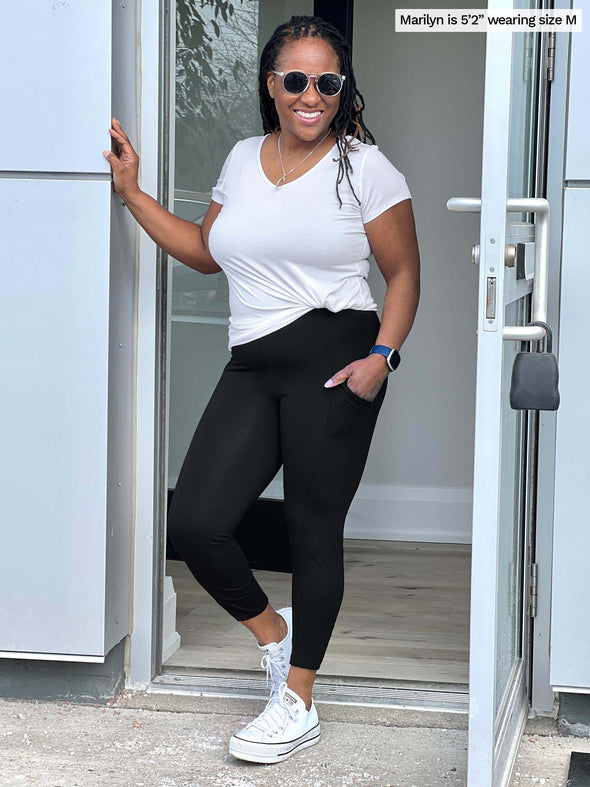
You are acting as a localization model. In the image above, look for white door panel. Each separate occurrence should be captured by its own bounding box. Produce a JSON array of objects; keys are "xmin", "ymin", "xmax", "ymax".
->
[
  {"xmin": 448, "ymin": 2, "xmax": 550, "ymax": 782},
  {"xmin": 0, "ymin": 178, "xmax": 111, "ymax": 657},
  {"xmin": 1, "ymin": 4, "xmax": 111, "ymax": 174}
]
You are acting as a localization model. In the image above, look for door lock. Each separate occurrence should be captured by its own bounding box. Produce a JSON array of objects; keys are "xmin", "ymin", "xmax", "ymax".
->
[
  {"xmin": 472, "ymin": 242, "xmax": 517, "ymax": 266},
  {"xmin": 505, "ymin": 243, "xmax": 516, "ymax": 267},
  {"xmin": 486, "ymin": 276, "xmax": 497, "ymax": 320}
]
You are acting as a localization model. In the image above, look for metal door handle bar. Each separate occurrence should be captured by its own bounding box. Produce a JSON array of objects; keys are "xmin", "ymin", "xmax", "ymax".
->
[{"xmin": 447, "ymin": 197, "xmax": 550, "ymax": 342}]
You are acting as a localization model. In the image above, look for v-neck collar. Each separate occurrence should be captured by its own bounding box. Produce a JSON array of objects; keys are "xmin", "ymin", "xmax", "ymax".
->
[{"xmin": 256, "ymin": 133, "xmax": 339, "ymax": 190}]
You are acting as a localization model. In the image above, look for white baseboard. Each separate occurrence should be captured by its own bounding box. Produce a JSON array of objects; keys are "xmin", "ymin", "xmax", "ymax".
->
[
  {"xmin": 162, "ymin": 575, "xmax": 181, "ymax": 663},
  {"xmin": 261, "ymin": 479, "xmax": 472, "ymax": 544},
  {"xmin": 342, "ymin": 483, "xmax": 472, "ymax": 544},
  {"xmin": 168, "ymin": 475, "xmax": 472, "ymax": 545}
]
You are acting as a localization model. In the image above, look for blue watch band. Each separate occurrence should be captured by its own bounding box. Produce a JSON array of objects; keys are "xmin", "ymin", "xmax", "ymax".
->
[{"xmin": 369, "ymin": 344, "xmax": 401, "ymax": 371}]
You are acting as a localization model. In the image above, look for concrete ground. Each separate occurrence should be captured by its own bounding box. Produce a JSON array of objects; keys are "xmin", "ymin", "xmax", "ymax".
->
[{"xmin": 0, "ymin": 696, "xmax": 589, "ymax": 787}]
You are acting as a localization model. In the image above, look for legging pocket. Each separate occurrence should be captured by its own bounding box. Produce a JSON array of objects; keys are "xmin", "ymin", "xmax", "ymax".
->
[{"xmin": 338, "ymin": 378, "xmax": 385, "ymax": 409}]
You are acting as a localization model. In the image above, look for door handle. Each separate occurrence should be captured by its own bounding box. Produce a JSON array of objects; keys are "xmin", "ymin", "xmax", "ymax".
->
[{"xmin": 447, "ymin": 197, "xmax": 550, "ymax": 343}]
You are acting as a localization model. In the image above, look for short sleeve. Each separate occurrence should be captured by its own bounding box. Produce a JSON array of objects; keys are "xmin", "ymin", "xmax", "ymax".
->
[
  {"xmin": 210, "ymin": 141, "xmax": 240, "ymax": 205},
  {"xmin": 359, "ymin": 145, "xmax": 411, "ymax": 224}
]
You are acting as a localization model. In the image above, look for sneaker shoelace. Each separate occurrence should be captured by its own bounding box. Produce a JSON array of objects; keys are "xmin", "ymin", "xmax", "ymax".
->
[
  {"xmin": 260, "ymin": 644, "xmax": 288, "ymax": 693},
  {"xmin": 246, "ymin": 682, "xmax": 299, "ymax": 736}
]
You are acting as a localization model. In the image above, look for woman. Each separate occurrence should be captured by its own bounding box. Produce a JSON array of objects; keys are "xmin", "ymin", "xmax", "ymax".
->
[{"xmin": 104, "ymin": 14, "xmax": 419, "ymax": 766}]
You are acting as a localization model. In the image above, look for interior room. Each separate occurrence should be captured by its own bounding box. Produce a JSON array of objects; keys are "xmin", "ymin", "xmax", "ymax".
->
[{"xmin": 162, "ymin": 0, "xmax": 485, "ymax": 695}]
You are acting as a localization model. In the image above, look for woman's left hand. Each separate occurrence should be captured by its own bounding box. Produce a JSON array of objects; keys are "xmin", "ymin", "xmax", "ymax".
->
[{"xmin": 324, "ymin": 354, "xmax": 389, "ymax": 402}]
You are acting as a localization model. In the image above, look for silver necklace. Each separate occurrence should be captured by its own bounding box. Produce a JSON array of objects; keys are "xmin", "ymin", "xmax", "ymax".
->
[{"xmin": 274, "ymin": 129, "xmax": 332, "ymax": 190}]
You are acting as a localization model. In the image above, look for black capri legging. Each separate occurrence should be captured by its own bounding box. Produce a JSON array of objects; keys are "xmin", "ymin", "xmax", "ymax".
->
[{"xmin": 166, "ymin": 307, "xmax": 388, "ymax": 670}]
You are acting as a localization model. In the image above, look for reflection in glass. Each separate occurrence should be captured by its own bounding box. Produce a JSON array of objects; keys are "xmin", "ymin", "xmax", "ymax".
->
[{"xmin": 173, "ymin": 0, "xmax": 261, "ymax": 319}]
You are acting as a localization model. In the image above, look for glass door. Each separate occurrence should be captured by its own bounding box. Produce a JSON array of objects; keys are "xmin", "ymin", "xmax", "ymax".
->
[{"xmin": 449, "ymin": 1, "xmax": 550, "ymax": 784}]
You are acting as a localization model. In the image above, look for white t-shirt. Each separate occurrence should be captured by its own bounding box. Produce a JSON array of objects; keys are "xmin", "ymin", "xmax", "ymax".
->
[{"xmin": 208, "ymin": 134, "xmax": 411, "ymax": 350}]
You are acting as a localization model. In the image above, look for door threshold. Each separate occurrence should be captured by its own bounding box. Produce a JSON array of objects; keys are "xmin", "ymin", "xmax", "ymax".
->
[{"xmin": 147, "ymin": 668, "xmax": 469, "ymax": 723}]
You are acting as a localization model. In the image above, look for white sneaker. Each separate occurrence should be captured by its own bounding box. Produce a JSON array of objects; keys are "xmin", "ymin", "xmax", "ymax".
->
[
  {"xmin": 257, "ymin": 607, "xmax": 292, "ymax": 697},
  {"xmin": 229, "ymin": 681, "xmax": 320, "ymax": 763}
]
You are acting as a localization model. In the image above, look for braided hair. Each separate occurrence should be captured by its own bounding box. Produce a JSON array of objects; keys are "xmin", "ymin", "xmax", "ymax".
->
[{"xmin": 258, "ymin": 15, "xmax": 376, "ymax": 209}]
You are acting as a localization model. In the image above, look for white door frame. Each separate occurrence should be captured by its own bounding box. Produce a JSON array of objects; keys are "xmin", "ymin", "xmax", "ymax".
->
[
  {"xmin": 126, "ymin": 0, "xmax": 566, "ymax": 723},
  {"xmin": 128, "ymin": 0, "xmax": 167, "ymax": 687}
]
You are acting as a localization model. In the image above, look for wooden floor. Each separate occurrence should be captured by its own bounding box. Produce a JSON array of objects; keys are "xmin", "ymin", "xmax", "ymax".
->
[{"xmin": 164, "ymin": 540, "xmax": 471, "ymax": 684}]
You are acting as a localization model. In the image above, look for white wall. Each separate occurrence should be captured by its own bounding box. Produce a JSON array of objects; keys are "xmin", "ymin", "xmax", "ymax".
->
[{"xmin": 351, "ymin": 0, "xmax": 485, "ymax": 541}]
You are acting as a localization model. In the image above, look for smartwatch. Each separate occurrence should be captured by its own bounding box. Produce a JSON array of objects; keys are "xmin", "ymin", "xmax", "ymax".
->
[{"xmin": 369, "ymin": 344, "xmax": 401, "ymax": 372}]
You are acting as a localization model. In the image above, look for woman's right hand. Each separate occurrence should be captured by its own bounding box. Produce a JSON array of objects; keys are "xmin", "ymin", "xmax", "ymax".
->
[{"xmin": 103, "ymin": 118, "xmax": 140, "ymax": 198}]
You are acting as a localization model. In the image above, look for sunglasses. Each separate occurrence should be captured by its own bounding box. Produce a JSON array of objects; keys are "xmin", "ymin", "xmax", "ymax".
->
[{"xmin": 272, "ymin": 70, "xmax": 346, "ymax": 97}]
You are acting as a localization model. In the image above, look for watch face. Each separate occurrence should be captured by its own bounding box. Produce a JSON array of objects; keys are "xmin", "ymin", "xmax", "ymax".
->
[{"xmin": 387, "ymin": 349, "xmax": 401, "ymax": 370}]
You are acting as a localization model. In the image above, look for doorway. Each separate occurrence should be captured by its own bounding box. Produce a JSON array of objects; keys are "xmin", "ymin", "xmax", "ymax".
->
[
  {"xmin": 157, "ymin": 8, "xmax": 553, "ymax": 779},
  {"xmin": 160, "ymin": 0, "xmax": 483, "ymax": 705}
]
